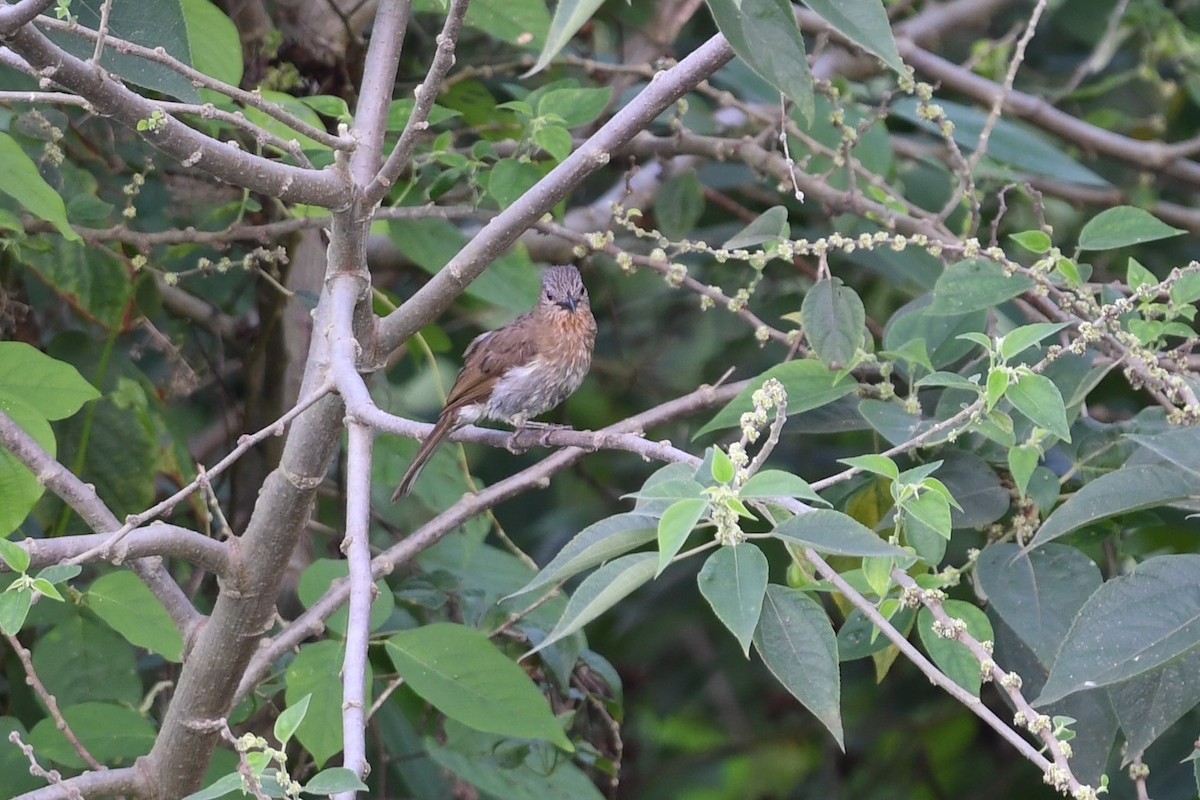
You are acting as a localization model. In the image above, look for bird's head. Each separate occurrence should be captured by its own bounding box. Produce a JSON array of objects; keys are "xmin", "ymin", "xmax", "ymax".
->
[{"xmin": 540, "ymin": 264, "xmax": 589, "ymax": 314}]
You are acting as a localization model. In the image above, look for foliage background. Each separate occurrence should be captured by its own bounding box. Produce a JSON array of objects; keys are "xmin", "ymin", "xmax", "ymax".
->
[{"xmin": 2, "ymin": 0, "xmax": 1200, "ymax": 798}]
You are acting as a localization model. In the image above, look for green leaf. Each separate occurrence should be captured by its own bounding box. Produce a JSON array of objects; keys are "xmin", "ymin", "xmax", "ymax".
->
[
  {"xmin": 1010, "ymin": 230, "xmax": 1052, "ymax": 253},
  {"xmin": 0, "ymin": 588, "xmax": 32, "ymax": 636},
  {"xmin": 36, "ymin": 564, "xmax": 81, "ymax": 585},
  {"xmin": 1129, "ymin": 427, "xmax": 1200, "ymax": 478},
  {"xmin": 914, "ymin": 371, "xmax": 983, "ymax": 393},
  {"xmin": 697, "ymin": 360, "xmax": 857, "ymax": 437},
  {"xmin": 1026, "ymin": 464, "xmax": 1196, "ymax": 550},
  {"xmin": 508, "ymin": 513, "xmax": 658, "ymax": 599},
  {"xmin": 1037, "ymin": 555, "xmax": 1200, "ymax": 704},
  {"xmin": 32, "ymin": 615, "xmax": 142, "ymax": 707},
  {"xmin": 182, "ymin": 0, "xmax": 243, "ymax": 87},
  {"xmin": 20, "ymin": 239, "xmax": 135, "ymax": 330},
  {"xmin": 985, "ymin": 368, "xmax": 1009, "ymax": 412},
  {"xmin": 0, "ymin": 537, "xmax": 29, "ymax": 574},
  {"xmin": 527, "ymin": 0, "xmax": 605, "ymax": 75},
  {"xmin": 711, "ymin": 447, "xmax": 736, "ymax": 484},
  {"xmin": 1126, "ymin": 257, "xmax": 1157, "ymax": 291},
  {"xmin": 525, "ymin": 553, "xmax": 657, "ymax": 658},
  {"xmin": 657, "ymin": 499, "xmax": 707, "ymax": 576},
  {"xmin": 1008, "ymin": 444, "xmax": 1040, "ymax": 499},
  {"xmin": 303, "ymin": 767, "xmax": 370, "ymax": 795},
  {"xmin": 183, "ymin": 773, "xmax": 246, "ymax": 800},
  {"xmin": 274, "ymin": 694, "xmax": 310, "ymax": 746},
  {"xmin": 928, "ymin": 259, "xmax": 1034, "ymax": 316},
  {"xmin": 286, "ymin": 640, "xmax": 371, "ymax": 768},
  {"xmin": 536, "ymin": 86, "xmax": 612, "ymax": 128},
  {"xmin": 901, "ymin": 491, "xmax": 951, "ymax": 540},
  {"xmin": 425, "ymin": 730, "xmax": 605, "ymax": 800},
  {"xmin": 0, "ymin": 134, "xmax": 80, "ymax": 242},
  {"xmin": 998, "ymin": 322, "xmax": 1069, "ymax": 361},
  {"xmin": 772, "ymin": 509, "xmax": 911, "ymax": 559},
  {"xmin": 800, "ymin": 0, "xmax": 904, "ymax": 73},
  {"xmin": 802, "ymin": 278, "xmax": 866, "ymax": 369},
  {"xmin": 1007, "ymin": 372, "xmax": 1071, "ymax": 441},
  {"xmin": 722, "ymin": 205, "xmax": 790, "ymax": 249},
  {"xmin": 706, "ymin": 0, "xmax": 814, "ymax": 122},
  {"xmin": 698, "ymin": 544, "xmax": 769, "ymax": 657},
  {"xmin": 533, "ymin": 124, "xmax": 573, "ymax": 162},
  {"xmin": 385, "ymin": 623, "xmax": 572, "ymax": 750},
  {"xmin": 1077, "ymin": 206, "xmax": 1185, "ymax": 251},
  {"xmin": 916, "ymin": 600, "xmax": 993, "ymax": 697},
  {"xmin": 891, "ymin": 97, "xmax": 1109, "ymax": 187},
  {"xmin": 740, "ymin": 470, "xmax": 826, "ymax": 505},
  {"xmin": 489, "ymin": 157, "xmax": 545, "ymax": 208},
  {"xmin": 976, "ymin": 544, "xmax": 1101, "ymax": 664},
  {"xmin": 838, "ymin": 454, "xmax": 899, "ymax": 481},
  {"xmin": 753, "ymin": 585, "xmax": 843, "ymax": 747},
  {"xmin": 297, "ymin": 559, "xmax": 395, "ymax": 637},
  {"xmin": 0, "ymin": 398, "xmax": 53, "ymax": 536},
  {"xmin": 655, "ymin": 171, "xmax": 705, "ymax": 239},
  {"xmin": 87, "ymin": 571, "xmax": 184, "ymax": 662},
  {"xmin": 28, "ymin": 702, "xmax": 155, "ymax": 769}
]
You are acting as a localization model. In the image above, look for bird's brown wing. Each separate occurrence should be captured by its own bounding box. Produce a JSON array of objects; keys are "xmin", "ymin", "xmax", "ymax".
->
[{"xmin": 443, "ymin": 316, "xmax": 539, "ymax": 411}]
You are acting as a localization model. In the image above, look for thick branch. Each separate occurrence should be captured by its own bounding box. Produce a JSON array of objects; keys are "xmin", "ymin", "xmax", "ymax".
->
[{"xmin": 0, "ymin": 23, "xmax": 351, "ymax": 207}]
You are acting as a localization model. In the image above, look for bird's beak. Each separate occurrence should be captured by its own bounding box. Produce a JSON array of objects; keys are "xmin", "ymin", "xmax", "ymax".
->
[{"xmin": 558, "ymin": 297, "xmax": 578, "ymax": 312}]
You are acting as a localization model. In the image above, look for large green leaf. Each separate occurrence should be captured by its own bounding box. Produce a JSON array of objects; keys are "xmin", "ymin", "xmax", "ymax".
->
[
  {"xmin": 706, "ymin": 0, "xmax": 814, "ymax": 123},
  {"xmin": 385, "ymin": 623, "xmax": 572, "ymax": 750},
  {"xmin": 31, "ymin": 614, "xmax": 142, "ymax": 707},
  {"xmin": 1026, "ymin": 464, "xmax": 1197, "ymax": 549},
  {"xmin": 1007, "ymin": 372, "xmax": 1071, "ymax": 441},
  {"xmin": 800, "ymin": 0, "xmax": 904, "ymax": 73},
  {"xmin": 525, "ymin": 553, "xmax": 657, "ymax": 658},
  {"xmin": 509, "ymin": 513, "xmax": 658, "ymax": 599},
  {"xmin": 0, "ymin": 134, "xmax": 79, "ymax": 242},
  {"xmin": 976, "ymin": 544, "xmax": 1101, "ymax": 664},
  {"xmin": 1037, "ymin": 555, "xmax": 1200, "ymax": 704},
  {"xmin": 286, "ymin": 640, "xmax": 372, "ymax": 768},
  {"xmin": 297, "ymin": 558, "xmax": 395, "ymax": 636},
  {"xmin": 772, "ymin": 509, "xmax": 911, "ymax": 560},
  {"xmin": 49, "ymin": 0, "xmax": 199, "ymax": 102},
  {"xmin": 698, "ymin": 544, "xmax": 769, "ymax": 657},
  {"xmin": 0, "ymin": 398, "xmax": 55, "ymax": 536},
  {"xmin": 1077, "ymin": 206, "xmax": 1185, "ymax": 251},
  {"xmin": 916, "ymin": 600, "xmax": 993, "ymax": 697},
  {"xmin": 87, "ymin": 570, "xmax": 184, "ymax": 662},
  {"xmin": 697, "ymin": 360, "xmax": 858, "ymax": 437},
  {"xmin": 1129, "ymin": 428, "xmax": 1200, "ymax": 478},
  {"xmin": 527, "ymin": 0, "xmax": 604, "ymax": 74},
  {"xmin": 28, "ymin": 702, "xmax": 155, "ymax": 769},
  {"xmin": 753, "ymin": 585, "xmax": 843, "ymax": 747},
  {"xmin": 657, "ymin": 498, "xmax": 707, "ymax": 576},
  {"xmin": 0, "ymin": 342, "xmax": 99, "ymax": 420},
  {"xmin": 1109, "ymin": 646, "xmax": 1200, "ymax": 760},
  {"xmin": 928, "ymin": 259, "xmax": 1034, "ymax": 316},
  {"xmin": 182, "ymin": 0, "xmax": 242, "ymax": 86},
  {"xmin": 801, "ymin": 278, "xmax": 865, "ymax": 369},
  {"xmin": 891, "ymin": 97, "xmax": 1109, "ymax": 187}
]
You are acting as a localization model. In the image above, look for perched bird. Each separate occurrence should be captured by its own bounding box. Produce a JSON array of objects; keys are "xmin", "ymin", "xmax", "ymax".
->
[{"xmin": 392, "ymin": 265, "xmax": 597, "ymax": 500}]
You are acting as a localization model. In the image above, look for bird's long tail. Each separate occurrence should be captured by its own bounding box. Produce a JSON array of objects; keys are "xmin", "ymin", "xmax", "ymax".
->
[{"xmin": 391, "ymin": 412, "xmax": 458, "ymax": 501}]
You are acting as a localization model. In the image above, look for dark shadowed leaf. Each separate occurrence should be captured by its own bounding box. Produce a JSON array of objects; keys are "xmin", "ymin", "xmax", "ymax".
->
[
  {"xmin": 916, "ymin": 600, "xmax": 993, "ymax": 696},
  {"xmin": 706, "ymin": 1, "xmax": 814, "ymax": 122},
  {"xmin": 802, "ymin": 278, "xmax": 865, "ymax": 368},
  {"xmin": 1038, "ymin": 555, "xmax": 1200, "ymax": 705},
  {"xmin": 753, "ymin": 585, "xmax": 843, "ymax": 747},
  {"xmin": 698, "ymin": 544, "xmax": 769, "ymax": 656}
]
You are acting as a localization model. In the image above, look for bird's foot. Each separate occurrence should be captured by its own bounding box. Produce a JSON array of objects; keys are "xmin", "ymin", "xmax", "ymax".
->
[{"xmin": 508, "ymin": 421, "xmax": 572, "ymax": 452}]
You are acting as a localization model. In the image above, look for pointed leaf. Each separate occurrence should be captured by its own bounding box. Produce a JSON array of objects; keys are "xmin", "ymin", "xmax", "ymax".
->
[
  {"xmin": 1129, "ymin": 428, "xmax": 1200, "ymax": 478},
  {"xmin": 508, "ymin": 513, "xmax": 658, "ymax": 599},
  {"xmin": 1077, "ymin": 206, "xmax": 1185, "ymax": 251},
  {"xmin": 773, "ymin": 509, "xmax": 911, "ymax": 559},
  {"xmin": 753, "ymin": 585, "xmax": 843, "ymax": 746},
  {"xmin": 0, "ymin": 342, "xmax": 99, "ymax": 419},
  {"xmin": 657, "ymin": 499, "xmax": 707, "ymax": 575},
  {"xmin": 526, "ymin": 553, "xmax": 657, "ymax": 658},
  {"xmin": 386, "ymin": 623, "xmax": 572, "ymax": 750},
  {"xmin": 916, "ymin": 600, "xmax": 993, "ymax": 697},
  {"xmin": 928, "ymin": 259, "xmax": 1034, "ymax": 316},
  {"xmin": 698, "ymin": 360, "xmax": 857, "ymax": 437},
  {"xmin": 722, "ymin": 205, "xmax": 790, "ymax": 250},
  {"xmin": 740, "ymin": 469, "xmax": 827, "ymax": 505},
  {"xmin": 800, "ymin": 0, "xmax": 904, "ymax": 73},
  {"xmin": 705, "ymin": 1, "xmax": 814, "ymax": 123},
  {"xmin": 1037, "ymin": 555, "xmax": 1200, "ymax": 704},
  {"xmin": 802, "ymin": 278, "xmax": 866, "ymax": 368},
  {"xmin": 997, "ymin": 322, "xmax": 1069, "ymax": 361},
  {"xmin": 302, "ymin": 767, "xmax": 370, "ymax": 795},
  {"xmin": 0, "ymin": 134, "xmax": 80, "ymax": 242},
  {"xmin": 698, "ymin": 544, "xmax": 769, "ymax": 656},
  {"xmin": 1027, "ymin": 464, "xmax": 1196, "ymax": 549},
  {"xmin": 87, "ymin": 571, "xmax": 184, "ymax": 662},
  {"xmin": 274, "ymin": 694, "xmax": 311, "ymax": 746},
  {"xmin": 1007, "ymin": 372, "xmax": 1071, "ymax": 441},
  {"xmin": 527, "ymin": 0, "xmax": 605, "ymax": 75}
]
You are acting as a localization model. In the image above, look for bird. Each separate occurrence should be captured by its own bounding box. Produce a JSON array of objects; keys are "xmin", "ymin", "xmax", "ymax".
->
[{"xmin": 392, "ymin": 265, "xmax": 597, "ymax": 500}]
